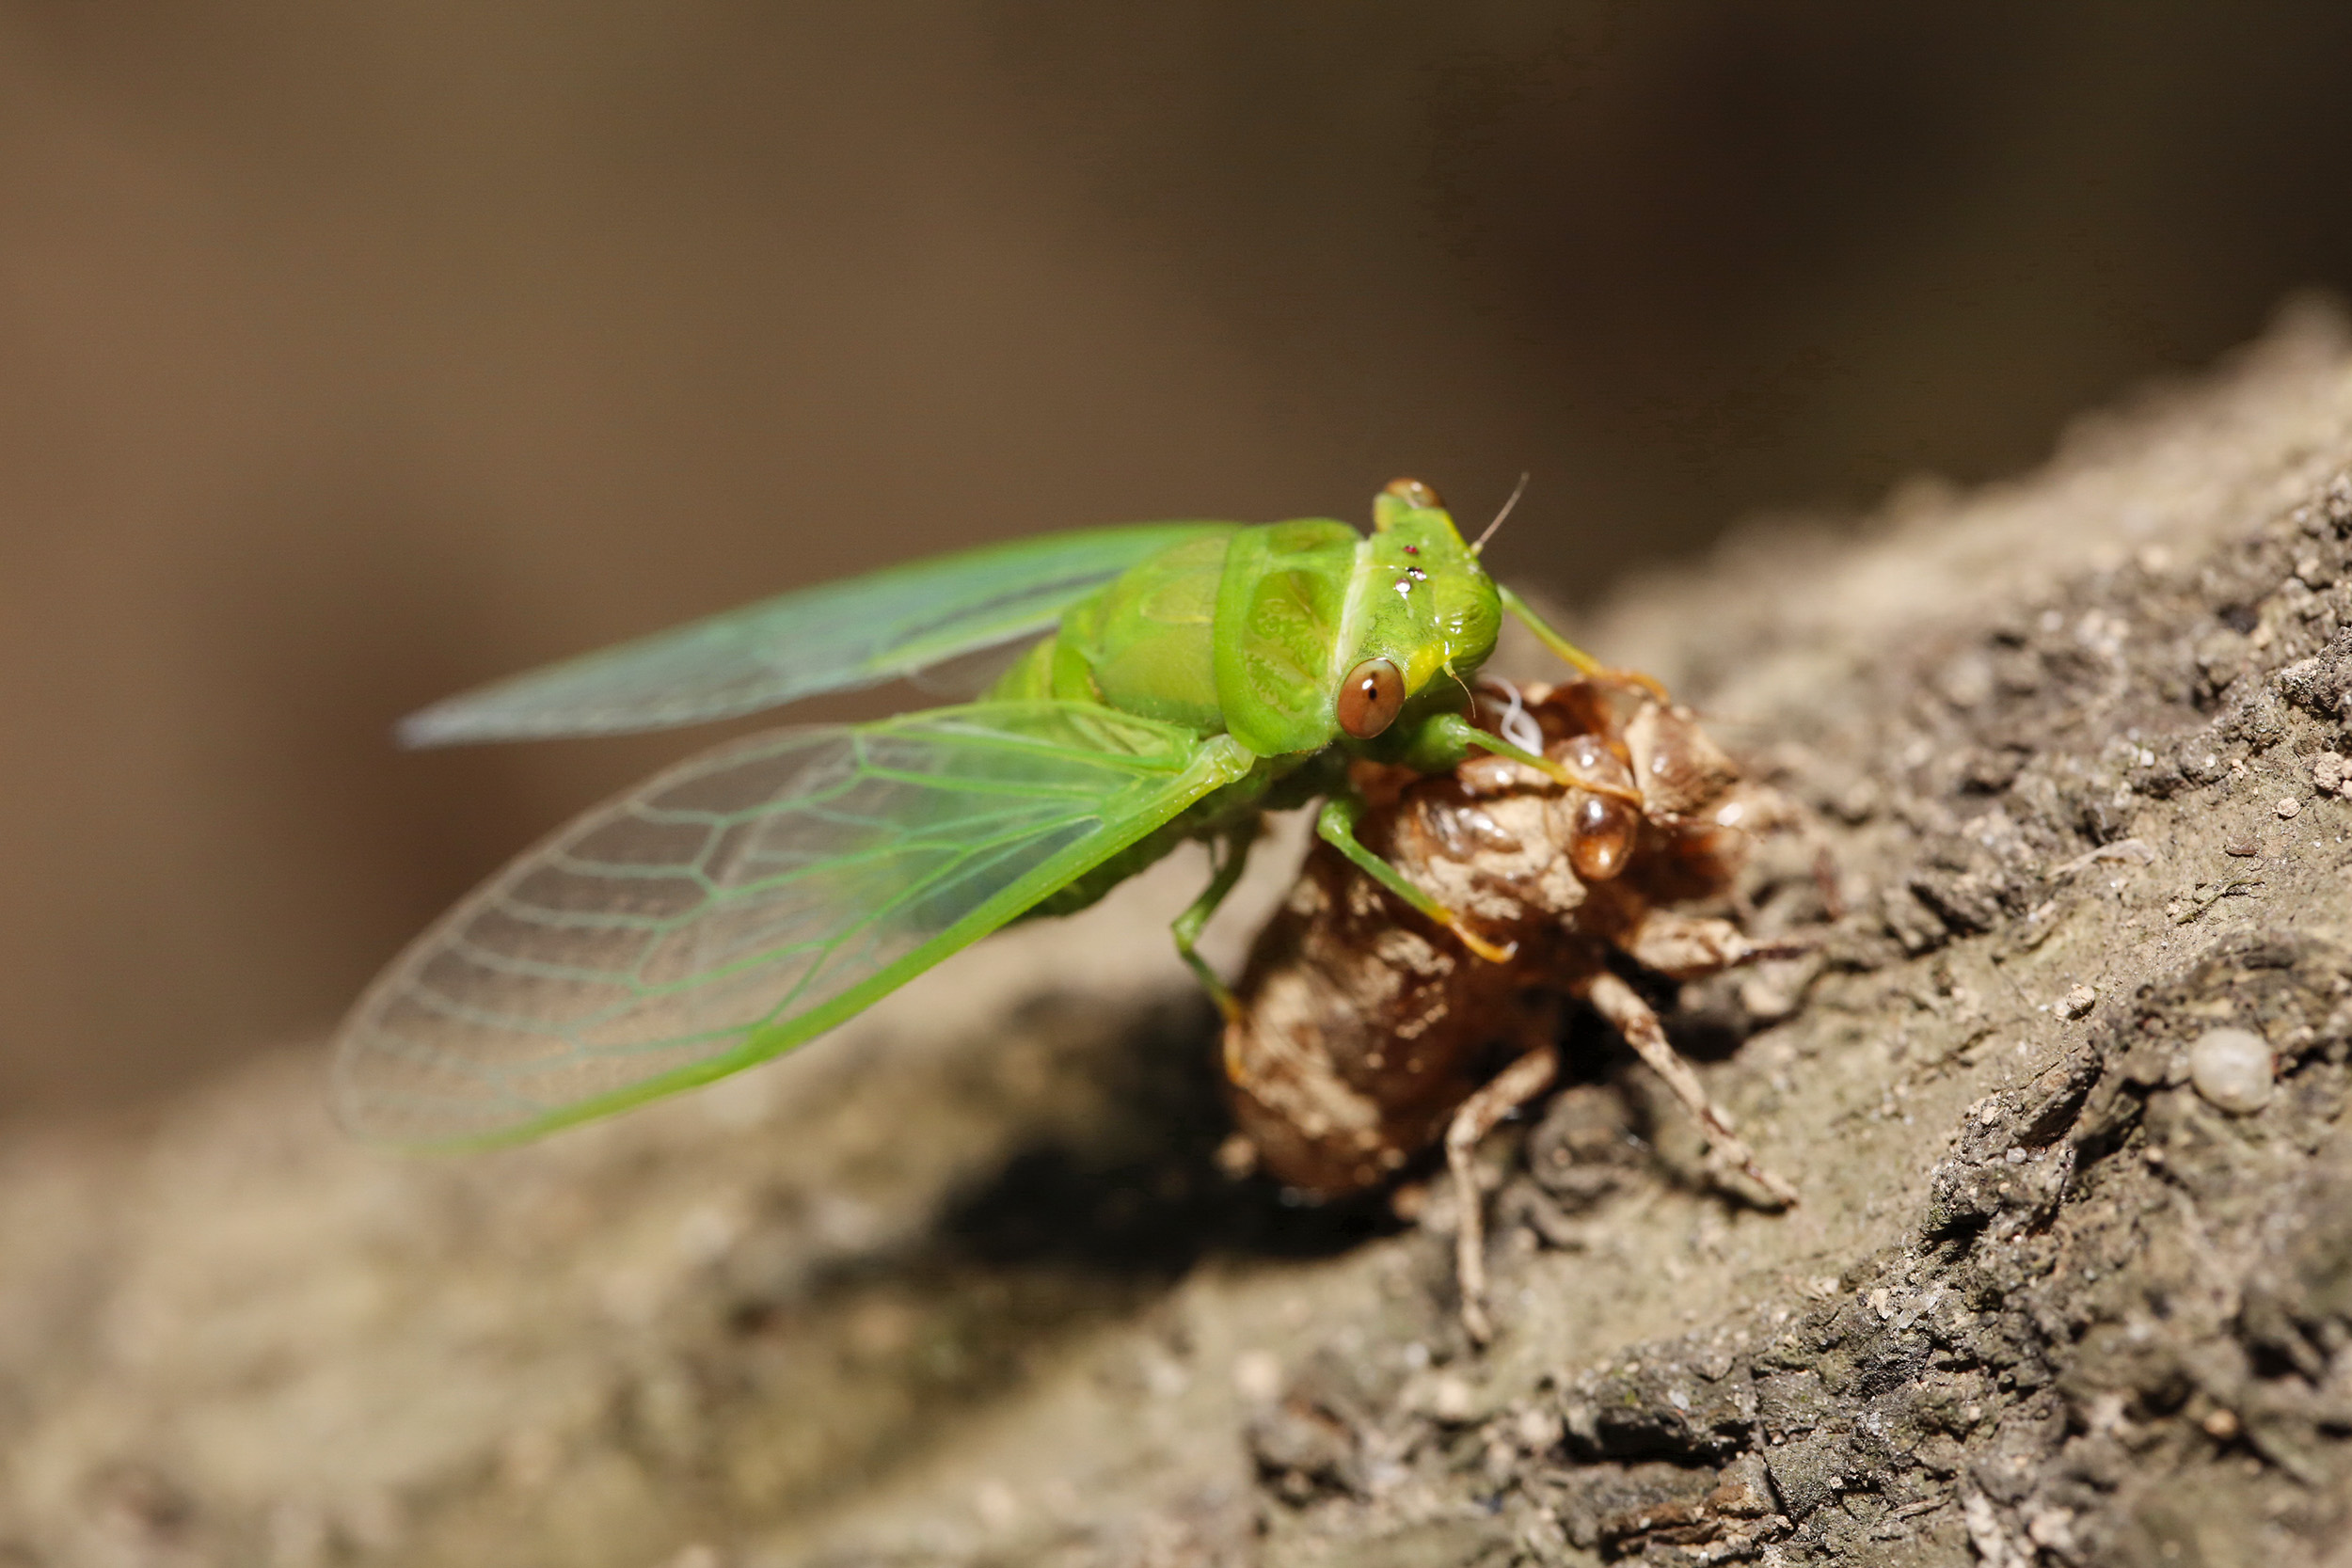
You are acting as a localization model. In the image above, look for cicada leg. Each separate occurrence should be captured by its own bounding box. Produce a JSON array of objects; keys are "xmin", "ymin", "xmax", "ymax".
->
[
  {"xmin": 1172, "ymin": 819, "xmax": 1261, "ymax": 1022},
  {"xmin": 1446, "ymin": 1037, "xmax": 1559, "ymax": 1344},
  {"xmin": 1439, "ymin": 716, "xmax": 1646, "ymax": 809},
  {"xmin": 1497, "ymin": 582, "xmax": 1671, "ymax": 704},
  {"xmin": 1314, "ymin": 796, "xmax": 1518, "ymax": 965},
  {"xmin": 1577, "ymin": 970, "xmax": 1799, "ymax": 1208}
]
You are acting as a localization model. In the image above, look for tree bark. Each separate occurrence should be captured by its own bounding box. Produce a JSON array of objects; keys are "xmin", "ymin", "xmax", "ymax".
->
[{"xmin": 9, "ymin": 303, "xmax": 2352, "ymax": 1567}]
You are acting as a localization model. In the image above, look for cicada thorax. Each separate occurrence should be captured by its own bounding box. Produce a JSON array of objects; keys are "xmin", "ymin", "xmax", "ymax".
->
[
  {"xmin": 1210, "ymin": 519, "xmax": 1365, "ymax": 753},
  {"xmin": 984, "ymin": 516, "xmax": 1362, "ymax": 748},
  {"xmin": 987, "ymin": 527, "xmax": 1236, "ymax": 730},
  {"xmin": 992, "ymin": 483, "xmax": 1503, "ymax": 765}
]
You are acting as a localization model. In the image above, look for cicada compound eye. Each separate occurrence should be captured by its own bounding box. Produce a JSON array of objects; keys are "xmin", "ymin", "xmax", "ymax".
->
[
  {"xmin": 1337, "ymin": 657, "xmax": 1406, "ymax": 738},
  {"xmin": 1381, "ymin": 477, "xmax": 1442, "ymax": 510}
]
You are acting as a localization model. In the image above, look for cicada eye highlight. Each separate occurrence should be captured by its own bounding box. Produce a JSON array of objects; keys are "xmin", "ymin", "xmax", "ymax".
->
[{"xmin": 1338, "ymin": 658, "xmax": 1406, "ymax": 738}]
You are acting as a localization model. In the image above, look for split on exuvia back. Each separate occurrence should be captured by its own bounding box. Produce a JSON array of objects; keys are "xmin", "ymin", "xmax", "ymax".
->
[{"xmin": 335, "ymin": 479, "xmax": 1635, "ymax": 1149}]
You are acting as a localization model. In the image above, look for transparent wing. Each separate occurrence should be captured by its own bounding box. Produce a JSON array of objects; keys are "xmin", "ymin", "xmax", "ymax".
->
[
  {"xmin": 335, "ymin": 702, "xmax": 1252, "ymax": 1148},
  {"xmin": 401, "ymin": 522, "xmax": 1233, "ymax": 746}
]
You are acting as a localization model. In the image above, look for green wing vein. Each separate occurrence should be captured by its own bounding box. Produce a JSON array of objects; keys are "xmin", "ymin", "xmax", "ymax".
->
[{"xmin": 334, "ymin": 701, "xmax": 1249, "ymax": 1148}]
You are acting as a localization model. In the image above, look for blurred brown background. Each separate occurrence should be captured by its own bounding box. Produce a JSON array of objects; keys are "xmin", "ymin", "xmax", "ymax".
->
[{"xmin": 5, "ymin": 3, "xmax": 2352, "ymax": 1120}]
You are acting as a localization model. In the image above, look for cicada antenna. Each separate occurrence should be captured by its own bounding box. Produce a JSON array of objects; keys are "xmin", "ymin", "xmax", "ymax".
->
[{"xmin": 1470, "ymin": 472, "xmax": 1531, "ymax": 556}]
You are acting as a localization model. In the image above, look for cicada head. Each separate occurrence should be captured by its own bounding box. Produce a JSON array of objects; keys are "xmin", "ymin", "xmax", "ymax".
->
[{"xmin": 1339, "ymin": 480, "xmax": 1502, "ymax": 741}]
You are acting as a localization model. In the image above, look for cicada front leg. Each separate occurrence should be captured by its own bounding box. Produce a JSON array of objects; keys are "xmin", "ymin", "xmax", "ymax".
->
[
  {"xmin": 1313, "ymin": 795, "xmax": 1517, "ymax": 965},
  {"xmin": 1425, "ymin": 711, "xmax": 1645, "ymax": 811}
]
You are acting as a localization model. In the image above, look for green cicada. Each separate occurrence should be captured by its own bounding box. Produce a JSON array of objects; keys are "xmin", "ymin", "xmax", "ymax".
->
[{"xmin": 335, "ymin": 479, "xmax": 1636, "ymax": 1148}]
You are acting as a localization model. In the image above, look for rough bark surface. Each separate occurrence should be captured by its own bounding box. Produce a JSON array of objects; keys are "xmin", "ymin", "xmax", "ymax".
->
[{"xmin": 11, "ymin": 306, "xmax": 2352, "ymax": 1567}]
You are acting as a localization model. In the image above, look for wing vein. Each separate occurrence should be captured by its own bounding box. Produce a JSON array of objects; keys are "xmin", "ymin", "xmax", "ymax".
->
[{"xmin": 334, "ymin": 703, "xmax": 1251, "ymax": 1147}]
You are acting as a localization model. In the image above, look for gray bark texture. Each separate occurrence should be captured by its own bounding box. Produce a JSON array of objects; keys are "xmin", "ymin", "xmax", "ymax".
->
[{"xmin": 11, "ymin": 304, "xmax": 2352, "ymax": 1567}]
